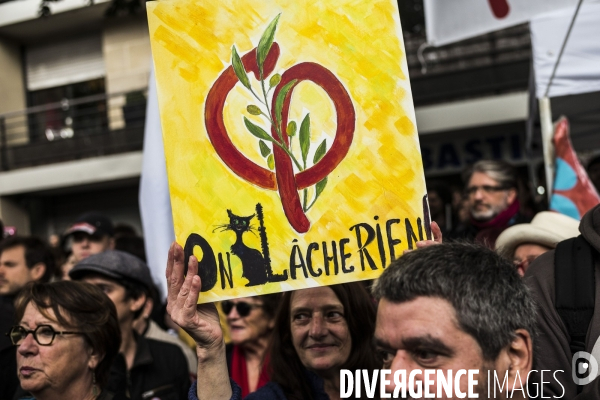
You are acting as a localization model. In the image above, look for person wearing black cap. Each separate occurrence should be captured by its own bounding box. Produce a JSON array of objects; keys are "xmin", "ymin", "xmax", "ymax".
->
[
  {"xmin": 65, "ymin": 212, "xmax": 116, "ymax": 264},
  {"xmin": 70, "ymin": 250, "xmax": 189, "ymax": 399}
]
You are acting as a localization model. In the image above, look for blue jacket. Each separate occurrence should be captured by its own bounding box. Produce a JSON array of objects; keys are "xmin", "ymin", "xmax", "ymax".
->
[{"xmin": 188, "ymin": 370, "xmax": 329, "ymax": 400}]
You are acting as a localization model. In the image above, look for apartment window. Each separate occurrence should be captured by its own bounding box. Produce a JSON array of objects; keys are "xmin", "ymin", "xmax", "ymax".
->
[
  {"xmin": 28, "ymin": 79, "xmax": 108, "ymax": 141},
  {"xmin": 26, "ymin": 35, "xmax": 107, "ymax": 142}
]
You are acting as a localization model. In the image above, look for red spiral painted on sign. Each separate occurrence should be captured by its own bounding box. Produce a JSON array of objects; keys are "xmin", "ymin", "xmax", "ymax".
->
[{"xmin": 205, "ymin": 43, "xmax": 355, "ymax": 233}]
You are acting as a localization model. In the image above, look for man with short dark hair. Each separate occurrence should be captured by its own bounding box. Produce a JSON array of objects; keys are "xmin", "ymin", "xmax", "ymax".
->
[
  {"xmin": 69, "ymin": 250, "xmax": 189, "ymax": 399},
  {"xmin": 372, "ymin": 242, "xmax": 536, "ymax": 399},
  {"xmin": 65, "ymin": 212, "xmax": 115, "ymax": 263},
  {"xmin": 454, "ymin": 160, "xmax": 528, "ymax": 248},
  {"xmin": 0, "ymin": 236, "xmax": 54, "ymax": 351}
]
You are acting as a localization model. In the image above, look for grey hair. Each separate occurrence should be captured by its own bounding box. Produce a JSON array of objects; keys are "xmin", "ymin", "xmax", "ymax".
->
[
  {"xmin": 463, "ymin": 160, "xmax": 518, "ymax": 190},
  {"xmin": 372, "ymin": 242, "xmax": 537, "ymax": 361}
]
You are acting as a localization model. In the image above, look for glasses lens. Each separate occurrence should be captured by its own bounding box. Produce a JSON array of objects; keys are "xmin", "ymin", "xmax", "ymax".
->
[
  {"xmin": 236, "ymin": 302, "xmax": 252, "ymax": 317},
  {"xmin": 35, "ymin": 325, "xmax": 56, "ymax": 345},
  {"xmin": 222, "ymin": 301, "xmax": 234, "ymax": 315},
  {"xmin": 9, "ymin": 326, "xmax": 25, "ymax": 345}
]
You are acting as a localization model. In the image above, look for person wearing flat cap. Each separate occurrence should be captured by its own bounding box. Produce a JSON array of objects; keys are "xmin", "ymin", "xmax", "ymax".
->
[
  {"xmin": 69, "ymin": 250, "xmax": 190, "ymax": 400},
  {"xmin": 495, "ymin": 211, "xmax": 580, "ymax": 276}
]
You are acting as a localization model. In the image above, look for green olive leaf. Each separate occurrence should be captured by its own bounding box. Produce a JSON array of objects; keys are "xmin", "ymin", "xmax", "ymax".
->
[
  {"xmin": 231, "ymin": 46, "xmax": 251, "ymax": 89},
  {"xmin": 299, "ymin": 113, "xmax": 311, "ymax": 166},
  {"xmin": 259, "ymin": 140, "xmax": 271, "ymax": 157},
  {"xmin": 315, "ymin": 176, "xmax": 328, "ymax": 199},
  {"xmin": 267, "ymin": 154, "xmax": 275, "ymax": 170},
  {"xmin": 274, "ymin": 79, "xmax": 297, "ymax": 128},
  {"xmin": 247, "ymin": 105, "xmax": 262, "ymax": 115},
  {"xmin": 313, "ymin": 139, "xmax": 326, "ymax": 164},
  {"xmin": 287, "ymin": 121, "xmax": 297, "ymax": 137},
  {"xmin": 269, "ymin": 74, "xmax": 281, "ymax": 88},
  {"xmin": 243, "ymin": 117, "xmax": 273, "ymax": 142},
  {"xmin": 257, "ymin": 14, "xmax": 281, "ymax": 73}
]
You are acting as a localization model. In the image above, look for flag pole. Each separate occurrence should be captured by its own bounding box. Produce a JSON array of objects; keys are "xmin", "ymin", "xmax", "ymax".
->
[
  {"xmin": 539, "ymin": 97, "xmax": 554, "ymax": 202},
  {"xmin": 539, "ymin": 0, "xmax": 584, "ymax": 202}
]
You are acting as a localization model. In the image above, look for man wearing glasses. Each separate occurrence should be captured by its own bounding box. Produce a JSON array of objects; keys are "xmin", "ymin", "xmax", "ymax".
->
[{"xmin": 456, "ymin": 160, "xmax": 528, "ymax": 249}]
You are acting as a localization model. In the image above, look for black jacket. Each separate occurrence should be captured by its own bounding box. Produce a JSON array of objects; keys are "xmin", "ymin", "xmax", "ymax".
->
[
  {"xmin": 108, "ymin": 335, "xmax": 190, "ymax": 400},
  {"xmin": 0, "ymin": 295, "xmax": 16, "ymax": 352},
  {"xmin": 525, "ymin": 204, "xmax": 600, "ymax": 399},
  {"xmin": 0, "ymin": 346, "xmax": 18, "ymax": 400}
]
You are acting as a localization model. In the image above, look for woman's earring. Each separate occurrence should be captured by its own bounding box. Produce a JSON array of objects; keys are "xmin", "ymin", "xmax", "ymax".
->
[{"xmin": 92, "ymin": 372, "xmax": 99, "ymax": 397}]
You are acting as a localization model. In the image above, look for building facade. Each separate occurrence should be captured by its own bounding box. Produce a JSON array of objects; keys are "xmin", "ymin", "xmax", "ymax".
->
[
  {"xmin": 0, "ymin": 0, "xmax": 536, "ymax": 237},
  {"xmin": 0, "ymin": 0, "xmax": 151, "ymax": 236}
]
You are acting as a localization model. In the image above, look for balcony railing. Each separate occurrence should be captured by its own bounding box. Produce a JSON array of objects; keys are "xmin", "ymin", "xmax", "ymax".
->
[
  {"xmin": 405, "ymin": 24, "xmax": 531, "ymax": 106},
  {"xmin": 0, "ymin": 25, "xmax": 533, "ymax": 172},
  {"xmin": 0, "ymin": 91, "xmax": 146, "ymax": 171}
]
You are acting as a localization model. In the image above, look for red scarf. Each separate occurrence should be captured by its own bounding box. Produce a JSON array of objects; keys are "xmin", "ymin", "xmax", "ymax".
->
[
  {"xmin": 471, "ymin": 199, "xmax": 520, "ymax": 249},
  {"xmin": 230, "ymin": 345, "xmax": 270, "ymax": 397}
]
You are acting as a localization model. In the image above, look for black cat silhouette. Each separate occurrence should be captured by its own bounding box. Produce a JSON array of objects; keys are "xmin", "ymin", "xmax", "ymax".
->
[
  {"xmin": 224, "ymin": 210, "xmax": 269, "ymax": 286},
  {"xmin": 217, "ymin": 205, "xmax": 287, "ymax": 286}
]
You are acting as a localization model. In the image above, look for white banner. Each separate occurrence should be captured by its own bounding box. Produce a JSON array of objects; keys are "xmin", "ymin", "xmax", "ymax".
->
[
  {"xmin": 531, "ymin": 1, "xmax": 600, "ymax": 98},
  {"xmin": 424, "ymin": 0, "xmax": 578, "ymax": 47},
  {"xmin": 139, "ymin": 66, "xmax": 175, "ymax": 299}
]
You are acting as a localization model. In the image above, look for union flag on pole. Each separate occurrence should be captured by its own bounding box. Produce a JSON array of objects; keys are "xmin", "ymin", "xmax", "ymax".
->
[{"xmin": 550, "ymin": 117, "xmax": 600, "ymax": 220}]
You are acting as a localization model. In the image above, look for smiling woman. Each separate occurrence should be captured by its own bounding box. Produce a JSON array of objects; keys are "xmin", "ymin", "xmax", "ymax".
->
[
  {"xmin": 267, "ymin": 284, "xmax": 380, "ymax": 400},
  {"xmin": 10, "ymin": 281, "xmax": 121, "ymax": 400},
  {"xmin": 166, "ymin": 241, "xmax": 380, "ymax": 400}
]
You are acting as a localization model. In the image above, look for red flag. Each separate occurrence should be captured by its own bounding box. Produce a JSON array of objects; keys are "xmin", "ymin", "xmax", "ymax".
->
[{"xmin": 550, "ymin": 117, "xmax": 600, "ymax": 219}]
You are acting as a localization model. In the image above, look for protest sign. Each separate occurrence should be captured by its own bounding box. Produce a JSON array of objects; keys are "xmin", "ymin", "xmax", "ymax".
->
[{"xmin": 147, "ymin": 0, "xmax": 427, "ymax": 303}]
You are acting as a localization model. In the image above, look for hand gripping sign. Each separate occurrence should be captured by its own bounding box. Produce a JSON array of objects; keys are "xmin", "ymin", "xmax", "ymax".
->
[{"xmin": 147, "ymin": 0, "xmax": 428, "ymax": 302}]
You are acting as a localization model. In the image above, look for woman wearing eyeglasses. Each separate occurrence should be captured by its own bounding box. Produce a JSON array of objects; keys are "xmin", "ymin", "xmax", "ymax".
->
[
  {"xmin": 221, "ymin": 294, "xmax": 280, "ymax": 397},
  {"xmin": 9, "ymin": 280, "xmax": 121, "ymax": 400},
  {"xmin": 167, "ymin": 242, "xmax": 380, "ymax": 400}
]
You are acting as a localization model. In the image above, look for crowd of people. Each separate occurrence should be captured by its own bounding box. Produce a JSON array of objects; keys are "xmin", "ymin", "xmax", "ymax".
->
[{"xmin": 1, "ymin": 158, "xmax": 600, "ymax": 399}]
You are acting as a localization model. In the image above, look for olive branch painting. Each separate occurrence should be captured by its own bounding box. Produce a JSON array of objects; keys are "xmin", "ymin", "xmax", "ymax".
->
[{"xmin": 232, "ymin": 15, "xmax": 329, "ymax": 213}]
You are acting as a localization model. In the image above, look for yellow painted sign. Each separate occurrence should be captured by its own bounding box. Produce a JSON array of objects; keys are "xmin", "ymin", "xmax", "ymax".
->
[{"xmin": 147, "ymin": 0, "xmax": 428, "ymax": 303}]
